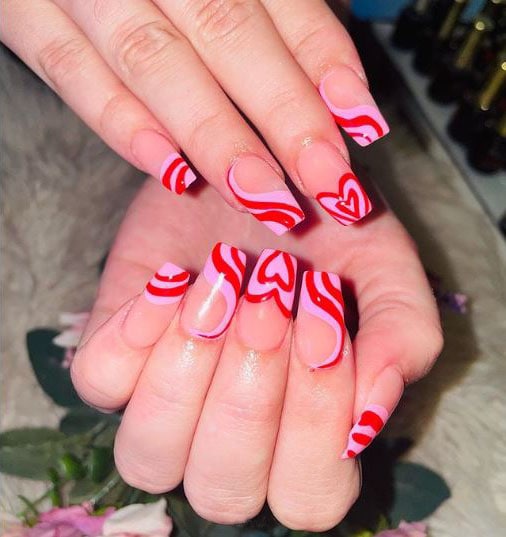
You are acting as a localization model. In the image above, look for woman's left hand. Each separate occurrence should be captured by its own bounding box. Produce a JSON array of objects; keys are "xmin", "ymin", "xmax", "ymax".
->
[{"xmin": 71, "ymin": 178, "xmax": 443, "ymax": 531}]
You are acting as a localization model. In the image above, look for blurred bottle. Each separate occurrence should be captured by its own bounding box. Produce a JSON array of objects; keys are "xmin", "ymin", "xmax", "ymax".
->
[
  {"xmin": 467, "ymin": 110, "xmax": 506, "ymax": 172},
  {"xmin": 392, "ymin": 0, "xmax": 434, "ymax": 49},
  {"xmin": 414, "ymin": 0, "xmax": 469, "ymax": 74},
  {"xmin": 428, "ymin": 14, "xmax": 494, "ymax": 103},
  {"xmin": 448, "ymin": 49, "xmax": 506, "ymax": 144}
]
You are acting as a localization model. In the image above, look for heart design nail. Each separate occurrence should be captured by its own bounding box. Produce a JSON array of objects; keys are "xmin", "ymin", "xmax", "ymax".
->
[
  {"xmin": 316, "ymin": 173, "xmax": 372, "ymax": 226},
  {"xmin": 245, "ymin": 249, "xmax": 297, "ymax": 318}
]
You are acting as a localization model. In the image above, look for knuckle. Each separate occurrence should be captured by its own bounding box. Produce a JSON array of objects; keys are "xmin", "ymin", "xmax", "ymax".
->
[
  {"xmin": 267, "ymin": 86, "xmax": 306, "ymax": 120},
  {"xmin": 98, "ymin": 90, "xmax": 136, "ymax": 135},
  {"xmin": 183, "ymin": 109, "xmax": 225, "ymax": 154},
  {"xmin": 112, "ymin": 20, "xmax": 181, "ymax": 78},
  {"xmin": 38, "ymin": 37, "xmax": 88, "ymax": 91},
  {"xmin": 193, "ymin": 0, "xmax": 256, "ymax": 45},
  {"xmin": 290, "ymin": 23, "xmax": 333, "ymax": 62},
  {"xmin": 216, "ymin": 397, "xmax": 278, "ymax": 429}
]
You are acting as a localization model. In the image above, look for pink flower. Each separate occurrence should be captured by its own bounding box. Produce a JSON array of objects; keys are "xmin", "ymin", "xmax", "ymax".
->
[
  {"xmin": 375, "ymin": 520, "xmax": 427, "ymax": 537},
  {"xmin": 26, "ymin": 505, "xmax": 114, "ymax": 537},
  {"xmin": 100, "ymin": 499, "xmax": 172, "ymax": 537},
  {"xmin": 53, "ymin": 312, "xmax": 90, "ymax": 367}
]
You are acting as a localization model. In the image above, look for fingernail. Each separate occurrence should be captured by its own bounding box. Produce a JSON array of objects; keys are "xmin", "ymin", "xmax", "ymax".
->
[
  {"xmin": 341, "ymin": 365, "xmax": 404, "ymax": 459},
  {"xmin": 297, "ymin": 141, "xmax": 372, "ymax": 225},
  {"xmin": 341, "ymin": 404, "xmax": 389, "ymax": 459},
  {"xmin": 295, "ymin": 271, "xmax": 346, "ymax": 369},
  {"xmin": 122, "ymin": 262, "xmax": 190, "ymax": 348},
  {"xmin": 180, "ymin": 242, "xmax": 246, "ymax": 339},
  {"xmin": 237, "ymin": 249, "xmax": 297, "ymax": 351},
  {"xmin": 319, "ymin": 67, "xmax": 390, "ymax": 147},
  {"xmin": 227, "ymin": 155, "xmax": 305, "ymax": 235},
  {"xmin": 131, "ymin": 130, "xmax": 197, "ymax": 194}
]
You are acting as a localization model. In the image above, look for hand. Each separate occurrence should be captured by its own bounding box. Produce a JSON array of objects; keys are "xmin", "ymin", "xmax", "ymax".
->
[
  {"xmin": 71, "ymin": 179, "xmax": 442, "ymax": 530},
  {"xmin": 3, "ymin": 0, "xmax": 388, "ymax": 235}
]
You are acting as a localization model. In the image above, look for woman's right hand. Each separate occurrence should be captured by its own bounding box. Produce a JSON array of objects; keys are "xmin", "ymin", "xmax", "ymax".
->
[
  {"xmin": 3, "ymin": 0, "xmax": 388, "ymax": 235},
  {"xmin": 72, "ymin": 178, "xmax": 442, "ymax": 531}
]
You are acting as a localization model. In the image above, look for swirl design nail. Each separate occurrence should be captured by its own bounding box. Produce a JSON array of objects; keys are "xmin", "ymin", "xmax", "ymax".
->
[
  {"xmin": 144, "ymin": 262, "xmax": 190, "ymax": 305},
  {"xmin": 319, "ymin": 85, "xmax": 390, "ymax": 147},
  {"xmin": 341, "ymin": 404, "xmax": 389, "ymax": 459},
  {"xmin": 159, "ymin": 153, "xmax": 197, "ymax": 194},
  {"xmin": 245, "ymin": 249, "xmax": 297, "ymax": 318},
  {"xmin": 300, "ymin": 271, "xmax": 346, "ymax": 369},
  {"xmin": 316, "ymin": 173, "xmax": 372, "ymax": 225},
  {"xmin": 227, "ymin": 164, "xmax": 304, "ymax": 236},
  {"xmin": 191, "ymin": 242, "xmax": 246, "ymax": 339}
]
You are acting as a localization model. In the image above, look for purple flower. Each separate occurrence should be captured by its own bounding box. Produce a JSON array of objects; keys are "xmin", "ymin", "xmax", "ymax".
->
[{"xmin": 374, "ymin": 521, "xmax": 427, "ymax": 537}]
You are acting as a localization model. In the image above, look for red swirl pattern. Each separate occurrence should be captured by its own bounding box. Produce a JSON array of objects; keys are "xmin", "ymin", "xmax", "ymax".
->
[
  {"xmin": 245, "ymin": 250, "xmax": 296, "ymax": 318},
  {"xmin": 332, "ymin": 114, "xmax": 384, "ymax": 144},
  {"xmin": 342, "ymin": 405, "xmax": 389, "ymax": 459},
  {"xmin": 316, "ymin": 173, "xmax": 372, "ymax": 225},
  {"xmin": 305, "ymin": 271, "xmax": 346, "ymax": 369}
]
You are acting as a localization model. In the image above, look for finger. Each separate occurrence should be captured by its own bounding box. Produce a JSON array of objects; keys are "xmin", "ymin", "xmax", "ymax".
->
[
  {"xmin": 159, "ymin": 0, "xmax": 373, "ymax": 226},
  {"xmin": 341, "ymin": 225, "xmax": 443, "ymax": 459},
  {"xmin": 262, "ymin": 0, "xmax": 390, "ymax": 146},
  {"xmin": 268, "ymin": 271, "xmax": 359, "ymax": 531},
  {"xmin": 1, "ymin": 0, "xmax": 197, "ymax": 195},
  {"xmin": 54, "ymin": 0, "xmax": 304, "ymax": 235},
  {"xmin": 114, "ymin": 242, "xmax": 247, "ymax": 492},
  {"xmin": 71, "ymin": 261, "xmax": 190, "ymax": 412},
  {"xmin": 183, "ymin": 249, "xmax": 296, "ymax": 523}
]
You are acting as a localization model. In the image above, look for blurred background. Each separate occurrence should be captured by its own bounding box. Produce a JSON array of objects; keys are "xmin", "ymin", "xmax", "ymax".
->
[{"xmin": 1, "ymin": 1, "xmax": 505, "ymax": 535}]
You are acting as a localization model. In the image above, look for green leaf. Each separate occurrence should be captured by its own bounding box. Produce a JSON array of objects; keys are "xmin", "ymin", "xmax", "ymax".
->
[
  {"xmin": 26, "ymin": 329, "xmax": 83, "ymax": 407},
  {"xmin": 59, "ymin": 408, "xmax": 118, "ymax": 435},
  {"xmin": 0, "ymin": 428, "xmax": 65, "ymax": 446},
  {"xmin": 0, "ymin": 427, "xmax": 88, "ymax": 480},
  {"xmin": 389, "ymin": 462, "xmax": 451, "ymax": 525},
  {"xmin": 68, "ymin": 477, "xmax": 106, "ymax": 504}
]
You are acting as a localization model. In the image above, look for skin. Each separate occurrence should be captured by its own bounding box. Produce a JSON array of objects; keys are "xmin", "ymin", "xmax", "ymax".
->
[
  {"xmin": 2, "ymin": 0, "xmax": 381, "ymax": 230},
  {"xmin": 72, "ymin": 179, "xmax": 443, "ymax": 530},
  {"xmin": 2, "ymin": 0, "xmax": 442, "ymax": 528}
]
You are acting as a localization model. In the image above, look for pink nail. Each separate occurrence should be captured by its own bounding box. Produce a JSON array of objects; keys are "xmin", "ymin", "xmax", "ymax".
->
[
  {"xmin": 341, "ymin": 404, "xmax": 389, "ymax": 459},
  {"xmin": 144, "ymin": 262, "xmax": 191, "ymax": 305},
  {"xmin": 122, "ymin": 262, "xmax": 190, "ymax": 348},
  {"xmin": 319, "ymin": 67, "xmax": 390, "ymax": 147},
  {"xmin": 237, "ymin": 249, "xmax": 297, "ymax": 351},
  {"xmin": 131, "ymin": 130, "xmax": 197, "ymax": 194},
  {"xmin": 180, "ymin": 242, "xmax": 246, "ymax": 340},
  {"xmin": 297, "ymin": 141, "xmax": 372, "ymax": 225},
  {"xmin": 227, "ymin": 155, "xmax": 305, "ymax": 235},
  {"xmin": 296, "ymin": 271, "xmax": 346, "ymax": 369}
]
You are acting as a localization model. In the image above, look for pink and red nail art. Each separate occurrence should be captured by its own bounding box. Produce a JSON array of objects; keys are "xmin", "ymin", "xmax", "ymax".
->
[
  {"xmin": 227, "ymin": 163, "xmax": 305, "ymax": 236},
  {"xmin": 190, "ymin": 242, "xmax": 246, "ymax": 339},
  {"xmin": 144, "ymin": 262, "xmax": 190, "ymax": 305},
  {"xmin": 316, "ymin": 172, "xmax": 373, "ymax": 226},
  {"xmin": 245, "ymin": 249, "xmax": 297, "ymax": 318},
  {"xmin": 341, "ymin": 404, "xmax": 389, "ymax": 459},
  {"xmin": 159, "ymin": 153, "xmax": 197, "ymax": 195},
  {"xmin": 324, "ymin": 104, "xmax": 390, "ymax": 147},
  {"xmin": 300, "ymin": 271, "xmax": 346, "ymax": 369}
]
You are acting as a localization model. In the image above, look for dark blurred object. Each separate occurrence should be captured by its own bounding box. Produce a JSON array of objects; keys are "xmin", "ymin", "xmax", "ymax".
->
[
  {"xmin": 391, "ymin": 0, "xmax": 433, "ymax": 49},
  {"xmin": 448, "ymin": 48, "xmax": 506, "ymax": 144},
  {"xmin": 467, "ymin": 110, "xmax": 506, "ymax": 172},
  {"xmin": 499, "ymin": 211, "xmax": 506, "ymax": 236},
  {"xmin": 413, "ymin": 0, "xmax": 468, "ymax": 74},
  {"xmin": 428, "ymin": 14, "xmax": 494, "ymax": 103}
]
